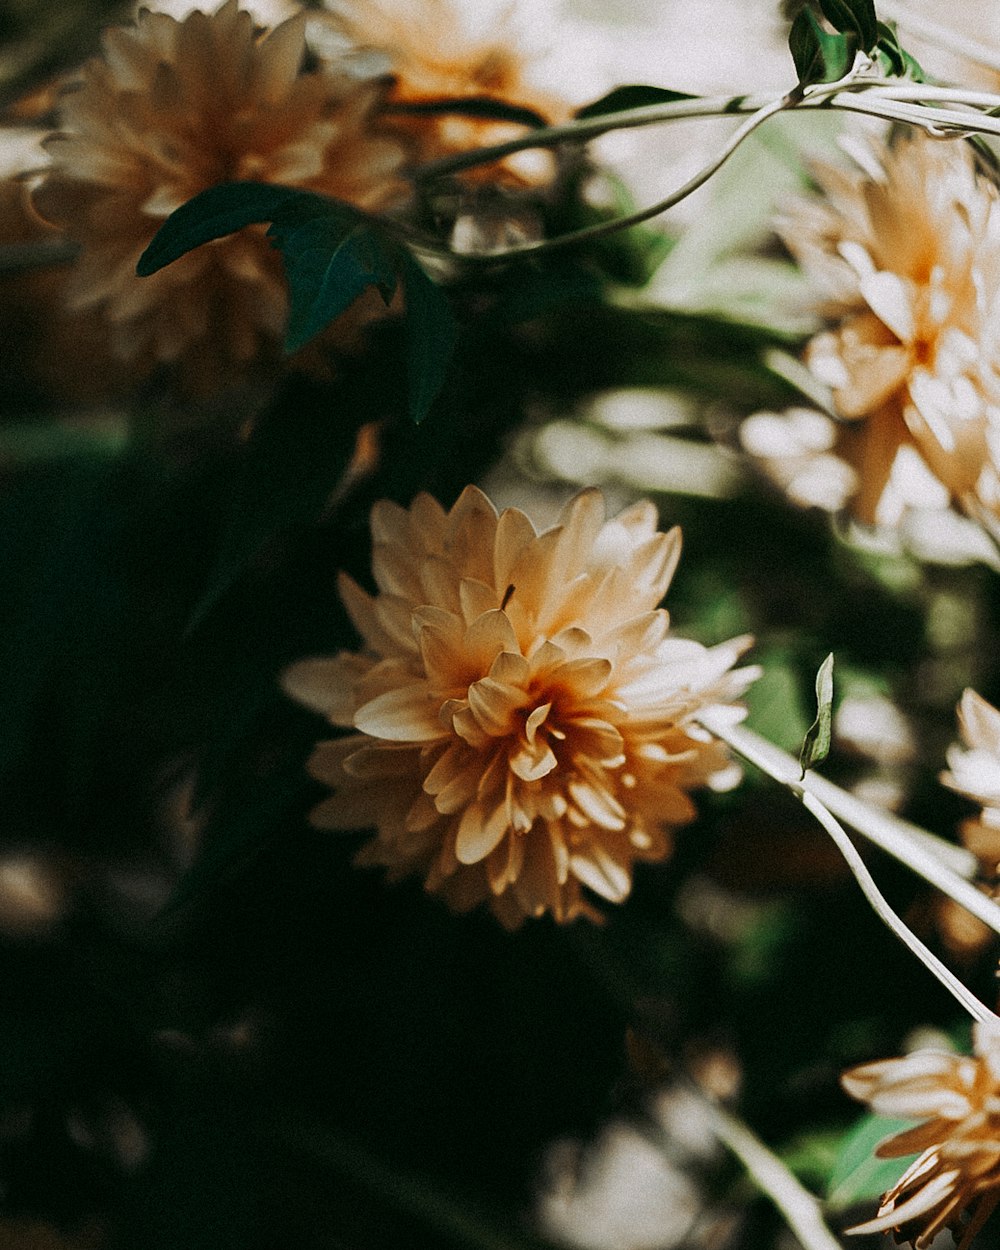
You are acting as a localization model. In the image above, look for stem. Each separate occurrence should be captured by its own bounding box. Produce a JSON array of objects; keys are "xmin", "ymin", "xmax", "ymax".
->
[
  {"xmin": 446, "ymin": 95, "xmax": 793, "ymax": 261},
  {"xmin": 697, "ymin": 715, "xmax": 997, "ymax": 1024},
  {"xmin": 798, "ymin": 787, "xmax": 995, "ymax": 1024},
  {"xmin": 413, "ymin": 92, "xmax": 777, "ymax": 182},
  {"xmin": 698, "ymin": 1100, "xmax": 845, "ymax": 1250}
]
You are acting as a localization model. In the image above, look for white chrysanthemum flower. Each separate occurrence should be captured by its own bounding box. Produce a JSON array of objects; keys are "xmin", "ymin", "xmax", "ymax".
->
[{"xmin": 284, "ymin": 486, "xmax": 758, "ymax": 926}]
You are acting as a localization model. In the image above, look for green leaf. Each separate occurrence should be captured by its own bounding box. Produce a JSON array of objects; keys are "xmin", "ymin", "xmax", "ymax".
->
[
  {"xmin": 136, "ymin": 181, "xmax": 330, "ymax": 276},
  {"xmin": 799, "ymin": 652, "xmax": 834, "ymax": 777},
  {"xmin": 400, "ymin": 253, "xmax": 457, "ymax": 424},
  {"xmin": 819, "ymin": 0, "xmax": 877, "ymax": 50},
  {"xmin": 574, "ymin": 85, "xmax": 698, "ymax": 121},
  {"xmin": 789, "ymin": 10, "xmax": 854, "ymax": 86},
  {"xmin": 827, "ymin": 1114, "xmax": 917, "ymax": 1210},
  {"xmin": 875, "ymin": 21, "xmax": 926, "ymax": 80},
  {"xmin": 388, "ymin": 95, "xmax": 547, "ymax": 128},
  {"xmin": 277, "ymin": 222, "xmax": 397, "ymax": 353}
]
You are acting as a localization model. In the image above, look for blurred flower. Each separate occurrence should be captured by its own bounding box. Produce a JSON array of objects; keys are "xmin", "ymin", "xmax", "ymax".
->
[
  {"xmin": 316, "ymin": 0, "xmax": 570, "ymax": 184},
  {"xmin": 842, "ymin": 1022, "xmax": 1000, "ymax": 1248},
  {"xmin": 778, "ymin": 133, "xmax": 1000, "ymax": 527},
  {"xmin": 937, "ymin": 689, "xmax": 1000, "ymax": 958},
  {"xmin": 32, "ymin": 1, "xmax": 408, "ymax": 392},
  {"xmin": 284, "ymin": 486, "xmax": 757, "ymax": 926}
]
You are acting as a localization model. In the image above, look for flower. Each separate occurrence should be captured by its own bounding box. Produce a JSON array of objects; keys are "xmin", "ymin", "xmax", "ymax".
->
[
  {"xmin": 841, "ymin": 1023, "xmax": 1000, "ymax": 1248},
  {"xmin": 779, "ymin": 133, "xmax": 1000, "ymax": 527},
  {"xmin": 936, "ymin": 689, "xmax": 1000, "ymax": 956},
  {"xmin": 316, "ymin": 0, "xmax": 570, "ymax": 183},
  {"xmin": 283, "ymin": 485, "xmax": 756, "ymax": 926},
  {"xmin": 31, "ymin": 1, "xmax": 408, "ymax": 392}
]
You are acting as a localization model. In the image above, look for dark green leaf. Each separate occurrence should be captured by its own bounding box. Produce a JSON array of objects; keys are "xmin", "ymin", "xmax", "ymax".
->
[
  {"xmin": 387, "ymin": 95, "xmax": 547, "ymax": 128},
  {"xmin": 799, "ymin": 652, "xmax": 834, "ymax": 776},
  {"xmin": 136, "ymin": 181, "xmax": 331, "ymax": 276},
  {"xmin": 827, "ymin": 1114, "xmax": 917, "ymax": 1209},
  {"xmin": 819, "ymin": 0, "xmax": 877, "ymax": 49},
  {"xmin": 875, "ymin": 21, "xmax": 926, "ymax": 80},
  {"xmin": 278, "ymin": 222, "xmax": 397, "ymax": 353},
  {"xmin": 400, "ymin": 254, "xmax": 458, "ymax": 424},
  {"xmin": 789, "ymin": 10, "xmax": 854, "ymax": 86},
  {"xmin": 575, "ymin": 85, "xmax": 698, "ymax": 121}
]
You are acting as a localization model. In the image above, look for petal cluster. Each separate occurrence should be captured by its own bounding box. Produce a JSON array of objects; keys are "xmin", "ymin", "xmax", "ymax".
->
[
  {"xmin": 317, "ymin": 0, "xmax": 569, "ymax": 183},
  {"xmin": 284, "ymin": 486, "xmax": 756, "ymax": 926},
  {"xmin": 938, "ymin": 691, "xmax": 1000, "ymax": 953},
  {"xmin": 842, "ymin": 1024, "xmax": 1000, "ymax": 1248},
  {"xmin": 31, "ymin": 1, "xmax": 407, "ymax": 390},
  {"xmin": 778, "ymin": 134, "xmax": 1000, "ymax": 527}
]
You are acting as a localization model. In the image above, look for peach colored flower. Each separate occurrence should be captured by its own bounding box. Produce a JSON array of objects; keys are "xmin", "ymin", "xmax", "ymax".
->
[
  {"xmin": 283, "ymin": 486, "xmax": 757, "ymax": 926},
  {"xmin": 31, "ymin": 1, "xmax": 408, "ymax": 393},
  {"xmin": 842, "ymin": 1023, "xmax": 1000, "ymax": 1249},
  {"xmin": 780, "ymin": 134, "xmax": 1000, "ymax": 526},
  {"xmin": 935, "ymin": 690, "xmax": 1000, "ymax": 958},
  {"xmin": 317, "ymin": 0, "xmax": 570, "ymax": 184}
]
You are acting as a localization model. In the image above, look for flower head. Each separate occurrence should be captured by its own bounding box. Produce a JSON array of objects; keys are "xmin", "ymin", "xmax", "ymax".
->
[
  {"xmin": 317, "ymin": 0, "xmax": 569, "ymax": 183},
  {"xmin": 32, "ymin": 1, "xmax": 407, "ymax": 390},
  {"xmin": 842, "ymin": 1024, "xmax": 1000, "ymax": 1248},
  {"xmin": 779, "ymin": 134, "xmax": 1000, "ymax": 526},
  {"xmin": 284, "ymin": 486, "xmax": 756, "ymax": 926}
]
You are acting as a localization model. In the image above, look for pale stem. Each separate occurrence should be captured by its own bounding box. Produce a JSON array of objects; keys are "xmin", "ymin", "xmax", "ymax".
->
[
  {"xmin": 439, "ymin": 95, "xmax": 793, "ymax": 261},
  {"xmin": 699, "ymin": 1099, "xmax": 845, "ymax": 1250},
  {"xmin": 877, "ymin": 1, "xmax": 1000, "ymax": 78},
  {"xmin": 700, "ymin": 715, "xmax": 997, "ymax": 916},
  {"xmin": 697, "ymin": 715, "xmax": 997, "ymax": 1025}
]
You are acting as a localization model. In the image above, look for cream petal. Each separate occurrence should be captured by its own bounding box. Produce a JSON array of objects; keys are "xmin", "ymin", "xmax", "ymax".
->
[
  {"xmin": 459, "ymin": 577, "xmax": 499, "ymax": 624},
  {"xmin": 468, "ymin": 677, "xmax": 525, "ymax": 736},
  {"xmin": 860, "ymin": 269, "xmax": 917, "ymax": 344},
  {"xmin": 464, "ymin": 609, "xmax": 520, "ymax": 671},
  {"xmin": 354, "ymin": 684, "xmax": 445, "ymax": 741},
  {"xmin": 489, "ymin": 650, "xmax": 530, "ymax": 687},
  {"xmin": 493, "ymin": 505, "xmax": 537, "ymax": 589},
  {"xmin": 569, "ymin": 844, "xmax": 631, "ymax": 901},
  {"xmin": 510, "ymin": 741, "xmax": 558, "ymax": 782},
  {"xmin": 568, "ymin": 780, "xmax": 627, "ymax": 830},
  {"xmin": 847, "ymin": 1171, "xmax": 961, "ymax": 1237},
  {"xmin": 282, "ymin": 654, "xmax": 368, "ymax": 725},
  {"xmin": 454, "ymin": 801, "xmax": 509, "ymax": 864}
]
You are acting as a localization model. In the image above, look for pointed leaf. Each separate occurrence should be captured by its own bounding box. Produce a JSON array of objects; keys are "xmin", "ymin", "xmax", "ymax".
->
[
  {"xmin": 827, "ymin": 1114, "xmax": 917, "ymax": 1210},
  {"xmin": 136, "ymin": 181, "xmax": 332, "ymax": 275},
  {"xmin": 400, "ymin": 253, "xmax": 457, "ymax": 424},
  {"xmin": 389, "ymin": 95, "xmax": 547, "ymax": 128},
  {"xmin": 799, "ymin": 652, "xmax": 835, "ymax": 777},
  {"xmin": 575, "ymin": 85, "xmax": 698, "ymax": 121},
  {"xmin": 789, "ymin": 10, "xmax": 854, "ymax": 86},
  {"xmin": 277, "ymin": 222, "xmax": 397, "ymax": 353},
  {"xmin": 819, "ymin": 0, "xmax": 877, "ymax": 50}
]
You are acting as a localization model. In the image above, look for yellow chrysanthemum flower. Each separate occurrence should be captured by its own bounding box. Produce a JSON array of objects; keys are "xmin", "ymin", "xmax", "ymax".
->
[
  {"xmin": 283, "ymin": 486, "xmax": 757, "ymax": 926},
  {"xmin": 32, "ymin": 0, "xmax": 408, "ymax": 391},
  {"xmin": 780, "ymin": 133, "xmax": 1000, "ymax": 526},
  {"xmin": 842, "ymin": 1024, "xmax": 1000, "ymax": 1248}
]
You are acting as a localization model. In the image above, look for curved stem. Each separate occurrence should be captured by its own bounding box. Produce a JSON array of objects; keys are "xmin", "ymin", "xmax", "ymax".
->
[
  {"xmin": 445, "ymin": 94, "xmax": 793, "ymax": 261},
  {"xmin": 798, "ymin": 788, "xmax": 996, "ymax": 1024},
  {"xmin": 696, "ymin": 1100, "xmax": 845, "ymax": 1250},
  {"xmin": 697, "ymin": 715, "xmax": 997, "ymax": 1024}
]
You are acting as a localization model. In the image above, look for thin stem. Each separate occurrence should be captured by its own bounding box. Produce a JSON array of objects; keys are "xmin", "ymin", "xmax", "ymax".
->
[
  {"xmin": 877, "ymin": 1, "xmax": 1000, "ymax": 79},
  {"xmin": 798, "ymin": 788, "xmax": 996, "ymax": 1024},
  {"xmin": 830, "ymin": 94, "xmax": 1000, "ymax": 137},
  {"xmin": 446, "ymin": 95, "xmax": 793, "ymax": 261},
  {"xmin": 412, "ymin": 92, "xmax": 776, "ymax": 182},
  {"xmin": 697, "ymin": 715, "xmax": 997, "ymax": 1024},
  {"xmin": 698, "ymin": 1099, "xmax": 844, "ymax": 1250}
]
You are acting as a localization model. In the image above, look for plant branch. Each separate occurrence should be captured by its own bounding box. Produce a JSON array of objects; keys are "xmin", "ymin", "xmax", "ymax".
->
[
  {"xmin": 698, "ymin": 715, "xmax": 997, "ymax": 1024},
  {"xmin": 698, "ymin": 1099, "xmax": 845, "ymax": 1250}
]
